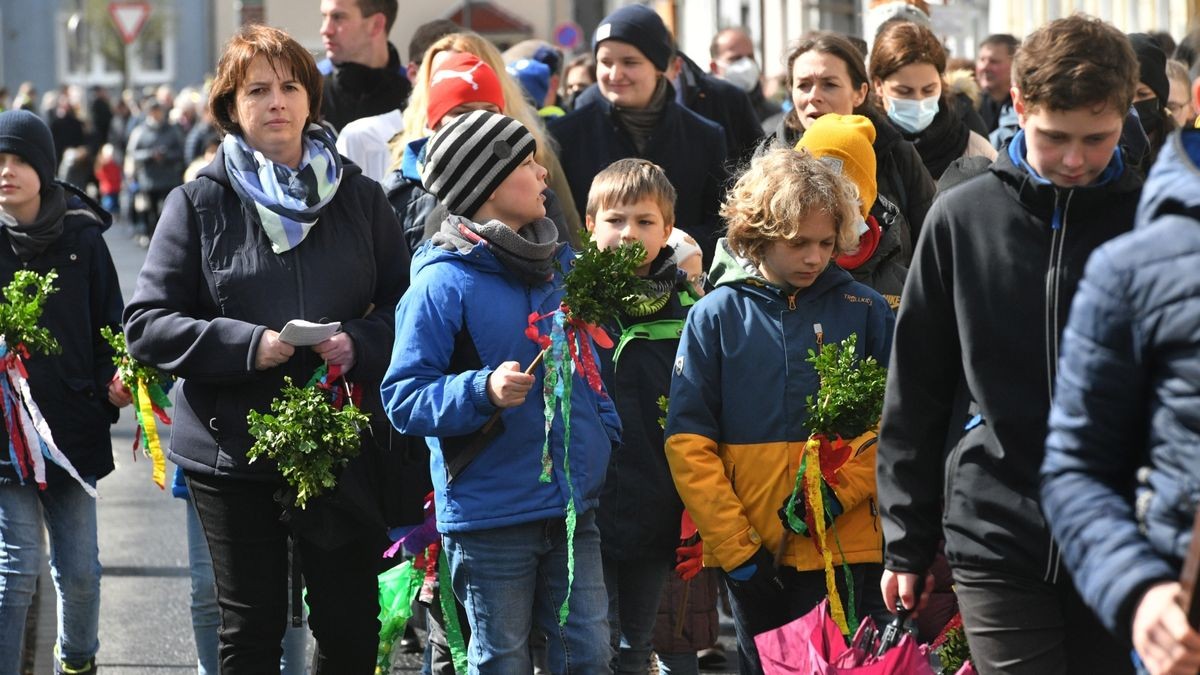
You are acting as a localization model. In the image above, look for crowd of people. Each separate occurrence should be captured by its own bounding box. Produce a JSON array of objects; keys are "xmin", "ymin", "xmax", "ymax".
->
[{"xmin": 2, "ymin": 1, "xmax": 1200, "ymax": 674}]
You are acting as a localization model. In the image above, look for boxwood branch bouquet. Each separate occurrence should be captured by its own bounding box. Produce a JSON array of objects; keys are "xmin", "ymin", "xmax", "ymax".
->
[
  {"xmin": 246, "ymin": 362, "xmax": 369, "ymax": 509},
  {"xmin": 101, "ymin": 326, "xmax": 174, "ymax": 488},
  {"xmin": 0, "ymin": 270, "xmax": 96, "ymax": 496},
  {"xmin": 778, "ymin": 332, "xmax": 887, "ymax": 636}
]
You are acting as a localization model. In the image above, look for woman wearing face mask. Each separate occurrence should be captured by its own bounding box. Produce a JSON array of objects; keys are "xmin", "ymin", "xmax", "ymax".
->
[
  {"xmin": 1128, "ymin": 33, "xmax": 1177, "ymax": 172},
  {"xmin": 777, "ymin": 32, "xmax": 935, "ymax": 258},
  {"xmin": 870, "ymin": 21, "xmax": 996, "ymax": 181}
]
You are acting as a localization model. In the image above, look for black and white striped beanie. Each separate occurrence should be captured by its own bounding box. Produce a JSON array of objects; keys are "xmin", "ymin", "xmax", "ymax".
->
[{"xmin": 420, "ymin": 110, "xmax": 537, "ymax": 219}]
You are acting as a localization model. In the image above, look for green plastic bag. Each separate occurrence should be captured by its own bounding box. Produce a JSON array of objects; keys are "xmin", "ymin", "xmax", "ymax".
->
[{"xmin": 377, "ymin": 559, "xmax": 424, "ymax": 671}]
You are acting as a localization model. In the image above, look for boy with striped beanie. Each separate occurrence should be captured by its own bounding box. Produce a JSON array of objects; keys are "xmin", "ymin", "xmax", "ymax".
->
[{"xmin": 384, "ymin": 106, "xmax": 620, "ymax": 672}]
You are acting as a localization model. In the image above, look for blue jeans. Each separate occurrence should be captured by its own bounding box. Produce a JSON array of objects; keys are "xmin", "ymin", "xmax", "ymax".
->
[
  {"xmin": 443, "ymin": 509, "xmax": 610, "ymax": 674},
  {"xmin": 185, "ymin": 496, "xmax": 309, "ymax": 675},
  {"xmin": 603, "ymin": 555, "xmax": 671, "ymax": 674},
  {"xmin": 0, "ymin": 478, "xmax": 100, "ymax": 675}
]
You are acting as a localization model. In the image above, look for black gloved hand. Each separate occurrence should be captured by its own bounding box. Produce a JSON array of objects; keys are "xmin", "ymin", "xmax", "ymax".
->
[{"xmin": 723, "ymin": 545, "xmax": 784, "ymax": 605}]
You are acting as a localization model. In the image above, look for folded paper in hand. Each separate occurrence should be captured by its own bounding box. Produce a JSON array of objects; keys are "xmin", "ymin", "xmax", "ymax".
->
[{"xmin": 279, "ymin": 320, "xmax": 342, "ymax": 346}]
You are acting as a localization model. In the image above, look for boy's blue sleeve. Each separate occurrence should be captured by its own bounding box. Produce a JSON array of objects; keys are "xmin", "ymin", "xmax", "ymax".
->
[{"xmin": 380, "ymin": 267, "xmax": 498, "ymax": 438}]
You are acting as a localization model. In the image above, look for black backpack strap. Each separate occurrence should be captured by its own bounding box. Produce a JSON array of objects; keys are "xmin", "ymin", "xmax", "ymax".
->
[{"xmin": 439, "ymin": 323, "xmax": 504, "ymax": 481}]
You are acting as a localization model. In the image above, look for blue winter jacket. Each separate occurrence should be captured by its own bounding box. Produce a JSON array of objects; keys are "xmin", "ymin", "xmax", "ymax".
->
[
  {"xmin": 1041, "ymin": 129, "xmax": 1200, "ymax": 639},
  {"xmin": 665, "ymin": 241, "xmax": 894, "ymax": 570},
  {"xmin": 381, "ymin": 224, "xmax": 622, "ymax": 533}
]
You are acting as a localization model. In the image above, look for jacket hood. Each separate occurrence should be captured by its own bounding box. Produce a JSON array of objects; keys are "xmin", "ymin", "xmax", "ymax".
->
[
  {"xmin": 707, "ymin": 237, "xmax": 854, "ymax": 301},
  {"xmin": 1137, "ymin": 128, "xmax": 1200, "ymax": 229},
  {"xmin": 59, "ymin": 180, "xmax": 112, "ymax": 233},
  {"xmin": 399, "ymin": 136, "xmax": 428, "ymax": 182}
]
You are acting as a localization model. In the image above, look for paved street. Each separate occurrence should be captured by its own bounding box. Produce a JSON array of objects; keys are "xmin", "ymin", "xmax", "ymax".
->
[{"xmin": 25, "ymin": 219, "xmax": 735, "ymax": 674}]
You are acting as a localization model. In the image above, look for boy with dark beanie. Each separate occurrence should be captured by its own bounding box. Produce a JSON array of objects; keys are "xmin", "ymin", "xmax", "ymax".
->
[
  {"xmin": 382, "ymin": 110, "xmax": 621, "ymax": 673},
  {"xmin": 0, "ymin": 109, "xmax": 128, "ymax": 675}
]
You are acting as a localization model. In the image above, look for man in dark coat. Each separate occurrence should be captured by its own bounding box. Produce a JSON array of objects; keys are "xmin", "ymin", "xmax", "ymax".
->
[{"xmin": 318, "ymin": 0, "xmax": 411, "ymax": 131}]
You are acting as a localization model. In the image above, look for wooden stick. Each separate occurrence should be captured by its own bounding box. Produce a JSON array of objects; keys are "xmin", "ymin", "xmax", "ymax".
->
[
  {"xmin": 675, "ymin": 578, "xmax": 692, "ymax": 638},
  {"xmin": 1178, "ymin": 503, "xmax": 1200, "ymax": 628},
  {"xmin": 775, "ymin": 530, "xmax": 792, "ymax": 570},
  {"xmin": 478, "ymin": 350, "xmax": 546, "ymax": 435}
]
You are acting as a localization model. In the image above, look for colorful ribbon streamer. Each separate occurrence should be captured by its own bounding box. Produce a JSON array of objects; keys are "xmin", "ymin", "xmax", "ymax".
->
[
  {"xmin": 131, "ymin": 377, "xmax": 171, "ymax": 489},
  {"xmin": 0, "ymin": 338, "xmax": 96, "ymax": 497}
]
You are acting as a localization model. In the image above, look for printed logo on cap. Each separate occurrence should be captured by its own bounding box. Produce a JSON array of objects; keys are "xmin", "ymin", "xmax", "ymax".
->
[
  {"xmin": 595, "ymin": 23, "xmax": 612, "ymax": 41},
  {"xmin": 492, "ymin": 140, "xmax": 513, "ymax": 160},
  {"xmin": 818, "ymin": 156, "xmax": 845, "ymax": 174},
  {"xmin": 431, "ymin": 62, "xmax": 484, "ymax": 91}
]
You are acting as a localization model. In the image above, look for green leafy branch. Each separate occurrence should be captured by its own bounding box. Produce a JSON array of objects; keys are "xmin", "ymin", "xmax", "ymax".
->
[
  {"xmin": 804, "ymin": 334, "xmax": 887, "ymax": 440},
  {"xmin": 0, "ymin": 270, "xmax": 61, "ymax": 356},
  {"xmin": 100, "ymin": 326, "xmax": 173, "ymax": 390},
  {"xmin": 560, "ymin": 231, "xmax": 649, "ymax": 327},
  {"xmin": 246, "ymin": 376, "xmax": 368, "ymax": 509}
]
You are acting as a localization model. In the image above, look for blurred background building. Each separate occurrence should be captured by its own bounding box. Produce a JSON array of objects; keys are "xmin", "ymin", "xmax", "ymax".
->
[{"xmin": 1, "ymin": 0, "xmax": 1197, "ymax": 103}]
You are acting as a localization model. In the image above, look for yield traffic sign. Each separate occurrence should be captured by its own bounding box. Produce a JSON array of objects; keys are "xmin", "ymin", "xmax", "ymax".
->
[{"xmin": 108, "ymin": 2, "xmax": 151, "ymax": 45}]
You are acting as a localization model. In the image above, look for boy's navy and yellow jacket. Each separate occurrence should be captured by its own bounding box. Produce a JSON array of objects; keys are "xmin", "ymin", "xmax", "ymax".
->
[
  {"xmin": 381, "ymin": 220, "xmax": 622, "ymax": 533},
  {"xmin": 665, "ymin": 241, "xmax": 894, "ymax": 572},
  {"xmin": 596, "ymin": 250, "xmax": 695, "ymax": 561}
]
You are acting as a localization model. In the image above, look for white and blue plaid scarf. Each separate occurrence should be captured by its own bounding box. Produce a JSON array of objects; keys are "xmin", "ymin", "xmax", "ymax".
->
[{"xmin": 222, "ymin": 124, "xmax": 343, "ymax": 254}]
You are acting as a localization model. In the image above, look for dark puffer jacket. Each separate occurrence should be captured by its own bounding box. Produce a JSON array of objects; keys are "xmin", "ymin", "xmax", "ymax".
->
[
  {"xmin": 0, "ymin": 183, "xmax": 123, "ymax": 486},
  {"xmin": 1041, "ymin": 129, "xmax": 1200, "ymax": 639}
]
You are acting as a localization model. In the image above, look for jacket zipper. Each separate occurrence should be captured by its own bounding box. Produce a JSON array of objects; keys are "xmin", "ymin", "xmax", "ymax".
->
[{"xmin": 1041, "ymin": 187, "xmax": 1073, "ymax": 583}]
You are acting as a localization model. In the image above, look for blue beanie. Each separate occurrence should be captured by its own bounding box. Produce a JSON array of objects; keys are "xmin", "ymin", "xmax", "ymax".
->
[
  {"xmin": 593, "ymin": 4, "xmax": 673, "ymax": 72},
  {"xmin": 508, "ymin": 59, "xmax": 552, "ymax": 108},
  {"xmin": 0, "ymin": 110, "xmax": 56, "ymax": 192}
]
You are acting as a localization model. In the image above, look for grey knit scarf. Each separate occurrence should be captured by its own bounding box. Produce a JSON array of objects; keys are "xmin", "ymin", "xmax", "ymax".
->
[
  {"xmin": 433, "ymin": 215, "xmax": 561, "ymax": 285},
  {"xmin": 1, "ymin": 183, "xmax": 66, "ymax": 261},
  {"xmin": 612, "ymin": 77, "xmax": 670, "ymax": 154}
]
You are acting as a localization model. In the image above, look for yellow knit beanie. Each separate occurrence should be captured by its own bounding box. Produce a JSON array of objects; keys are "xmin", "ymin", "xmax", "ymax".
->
[{"xmin": 795, "ymin": 114, "xmax": 878, "ymax": 219}]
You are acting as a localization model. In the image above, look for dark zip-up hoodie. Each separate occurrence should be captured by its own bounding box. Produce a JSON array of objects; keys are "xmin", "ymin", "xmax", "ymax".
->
[{"xmin": 877, "ymin": 130, "xmax": 1143, "ymax": 581}]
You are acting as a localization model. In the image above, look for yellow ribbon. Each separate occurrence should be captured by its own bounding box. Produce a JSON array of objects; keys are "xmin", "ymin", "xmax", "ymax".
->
[
  {"xmin": 804, "ymin": 436, "xmax": 849, "ymax": 634},
  {"xmin": 136, "ymin": 377, "xmax": 166, "ymax": 489}
]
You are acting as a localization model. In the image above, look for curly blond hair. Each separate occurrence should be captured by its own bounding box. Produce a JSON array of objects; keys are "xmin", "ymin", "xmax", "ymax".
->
[{"xmin": 721, "ymin": 148, "xmax": 860, "ymax": 263}]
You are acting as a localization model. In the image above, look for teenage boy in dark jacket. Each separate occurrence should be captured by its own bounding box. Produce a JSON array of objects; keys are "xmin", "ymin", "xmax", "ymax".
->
[
  {"xmin": 1041, "ymin": 123, "xmax": 1200, "ymax": 673},
  {"xmin": 876, "ymin": 15, "xmax": 1143, "ymax": 674},
  {"xmin": 0, "ymin": 109, "xmax": 128, "ymax": 675}
]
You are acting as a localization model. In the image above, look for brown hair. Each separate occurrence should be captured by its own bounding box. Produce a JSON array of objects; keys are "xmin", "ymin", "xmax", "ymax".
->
[
  {"xmin": 721, "ymin": 147, "xmax": 860, "ymax": 263},
  {"xmin": 585, "ymin": 158, "xmax": 677, "ymax": 226},
  {"xmin": 208, "ymin": 25, "xmax": 322, "ymax": 137},
  {"xmin": 357, "ymin": 0, "xmax": 398, "ymax": 33},
  {"xmin": 783, "ymin": 32, "xmax": 872, "ymax": 131},
  {"xmin": 870, "ymin": 21, "xmax": 947, "ymax": 83},
  {"xmin": 1013, "ymin": 14, "xmax": 1138, "ymax": 114}
]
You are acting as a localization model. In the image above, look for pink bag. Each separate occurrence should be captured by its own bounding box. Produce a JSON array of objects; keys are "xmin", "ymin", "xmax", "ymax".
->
[{"xmin": 754, "ymin": 600, "xmax": 936, "ymax": 675}]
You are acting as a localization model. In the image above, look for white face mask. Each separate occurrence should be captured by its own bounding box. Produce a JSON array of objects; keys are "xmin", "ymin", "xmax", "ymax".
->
[
  {"xmin": 719, "ymin": 57, "xmax": 761, "ymax": 93},
  {"xmin": 886, "ymin": 94, "xmax": 940, "ymax": 134}
]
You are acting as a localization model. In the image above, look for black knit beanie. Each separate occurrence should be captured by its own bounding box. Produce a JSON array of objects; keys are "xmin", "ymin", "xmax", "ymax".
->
[
  {"xmin": 1130, "ymin": 33, "xmax": 1170, "ymax": 107},
  {"xmin": 0, "ymin": 110, "xmax": 56, "ymax": 192},
  {"xmin": 421, "ymin": 110, "xmax": 537, "ymax": 220},
  {"xmin": 593, "ymin": 4, "xmax": 674, "ymax": 72}
]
